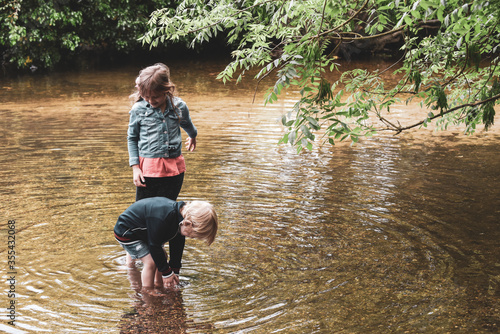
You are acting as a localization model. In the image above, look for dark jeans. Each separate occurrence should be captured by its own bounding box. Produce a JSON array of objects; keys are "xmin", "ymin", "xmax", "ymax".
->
[{"xmin": 135, "ymin": 173, "xmax": 184, "ymax": 202}]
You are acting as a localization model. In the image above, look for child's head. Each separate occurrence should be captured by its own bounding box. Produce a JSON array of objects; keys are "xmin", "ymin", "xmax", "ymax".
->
[
  {"xmin": 131, "ymin": 63, "xmax": 176, "ymax": 103},
  {"xmin": 182, "ymin": 201, "xmax": 218, "ymax": 246}
]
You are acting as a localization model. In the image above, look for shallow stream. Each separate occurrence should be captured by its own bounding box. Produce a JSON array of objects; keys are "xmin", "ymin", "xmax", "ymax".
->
[{"xmin": 0, "ymin": 59, "xmax": 499, "ymax": 333}]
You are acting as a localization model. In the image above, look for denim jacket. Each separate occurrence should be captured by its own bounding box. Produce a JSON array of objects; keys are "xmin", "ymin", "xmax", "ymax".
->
[{"xmin": 127, "ymin": 97, "xmax": 197, "ymax": 166}]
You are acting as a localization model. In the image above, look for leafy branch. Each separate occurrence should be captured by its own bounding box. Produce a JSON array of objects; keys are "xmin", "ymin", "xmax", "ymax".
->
[{"xmin": 141, "ymin": 0, "xmax": 500, "ymax": 152}]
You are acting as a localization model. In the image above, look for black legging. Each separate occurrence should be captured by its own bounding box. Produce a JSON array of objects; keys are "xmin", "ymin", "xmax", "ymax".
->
[{"xmin": 135, "ymin": 173, "xmax": 184, "ymax": 202}]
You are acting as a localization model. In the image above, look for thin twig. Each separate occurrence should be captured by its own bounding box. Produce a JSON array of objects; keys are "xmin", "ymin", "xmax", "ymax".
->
[{"xmin": 379, "ymin": 93, "xmax": 500, "ymax": 133}]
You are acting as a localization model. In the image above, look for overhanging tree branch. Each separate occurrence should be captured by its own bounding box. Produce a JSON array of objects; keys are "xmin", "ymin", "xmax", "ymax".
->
[
  {"xmin": 378, "ymin": 93, "xmax": 500, "ymax": 134},
  {"xmin": 140, "ymin": 0, "xmax": 500, "ymax": 151}
]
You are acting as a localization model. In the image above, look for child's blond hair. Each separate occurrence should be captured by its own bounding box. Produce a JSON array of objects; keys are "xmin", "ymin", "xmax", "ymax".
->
[{"xmin": 183, "ymin": 201, "xmax": 218, "ymax": 246}]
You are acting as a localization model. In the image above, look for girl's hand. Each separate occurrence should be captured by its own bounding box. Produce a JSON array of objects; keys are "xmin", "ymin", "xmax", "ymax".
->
[
  {"xmin": 163, "ymin": 274, "xmax": 179, "ymax": 288},
  {"xmin": 132, "ymin": 165, "xmax": 146, "ymax": 187},
  {"xmin": 186, "ymin": 137, "xmax": 196, "ymax": 152}
]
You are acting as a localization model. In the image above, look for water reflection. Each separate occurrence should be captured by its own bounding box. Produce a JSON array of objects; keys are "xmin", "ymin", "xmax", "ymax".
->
[
  {"xmin": 117, "ymin": 267, "xmax": 215, "ymax": 333},
  {"xmin": 0, "ymin": 59, "xmax": 499, "ymax": 333}
]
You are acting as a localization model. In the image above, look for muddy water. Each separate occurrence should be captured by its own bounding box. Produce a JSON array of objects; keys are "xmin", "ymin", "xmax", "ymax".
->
[{"xmin": 0, "ymin": 59, "xmax": 499, "ymax": 333}]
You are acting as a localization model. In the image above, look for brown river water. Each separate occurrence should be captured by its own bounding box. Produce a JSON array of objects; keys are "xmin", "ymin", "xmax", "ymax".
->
[{"xmin": 0, "ymin": 59, "xmax": 499, "ymax": 333}]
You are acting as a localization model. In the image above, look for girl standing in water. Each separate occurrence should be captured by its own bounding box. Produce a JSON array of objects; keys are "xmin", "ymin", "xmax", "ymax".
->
[{"xmin": 128, "ymin": 63, "xmax": 197, "ymax": 201}]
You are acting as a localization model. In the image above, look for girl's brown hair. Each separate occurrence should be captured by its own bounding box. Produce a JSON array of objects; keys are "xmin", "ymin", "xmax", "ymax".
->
[{"xmin": 130, "ymin": 63, "xmax": 176, "ymax": 107}]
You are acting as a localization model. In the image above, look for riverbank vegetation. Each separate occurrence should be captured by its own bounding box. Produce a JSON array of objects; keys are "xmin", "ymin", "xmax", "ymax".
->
[
  {"xmin": 0, "ymin": 0, "xmax": 228, "ymax": 72},
  {"xmin": 2, "ymin": 0, "xmax": 499, "ymax": 148}
]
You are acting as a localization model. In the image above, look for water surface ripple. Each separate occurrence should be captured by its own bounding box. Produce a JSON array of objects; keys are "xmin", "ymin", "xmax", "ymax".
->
[{"xmin": 0, "ymin": 60, "xmax": 499, "ymax": 333}]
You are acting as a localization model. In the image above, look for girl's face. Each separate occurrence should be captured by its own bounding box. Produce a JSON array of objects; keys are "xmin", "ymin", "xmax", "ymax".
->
[{"xmin": 142, "ymin": 90, "xmax": 167, "ymax": 110}]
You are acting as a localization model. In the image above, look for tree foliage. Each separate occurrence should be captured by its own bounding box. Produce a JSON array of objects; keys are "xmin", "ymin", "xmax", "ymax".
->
[
  {"xmin": 142, "ymin": 0, "xmax": 500, "ymax": 152},
  {"xmin": 0, "ymin": 0, "xmax": 178, "ymax": 71}
]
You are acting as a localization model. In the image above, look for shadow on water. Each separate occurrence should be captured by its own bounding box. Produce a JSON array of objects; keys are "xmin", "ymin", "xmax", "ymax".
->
[
  {"xmin": 117, "ymin": 267, "xmax": 214, "ymax": 333},
  {"xmin": 0, "ymin": 59, "xmax": 499, "ymax": 333}
]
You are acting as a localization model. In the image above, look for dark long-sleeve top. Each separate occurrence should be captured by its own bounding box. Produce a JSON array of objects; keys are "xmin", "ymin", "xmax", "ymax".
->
[{"xmin": 114, "ymin": 197, "xmax": 185, "ymax": 276}]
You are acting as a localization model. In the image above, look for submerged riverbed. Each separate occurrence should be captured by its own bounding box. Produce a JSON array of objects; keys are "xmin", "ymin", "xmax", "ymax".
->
[{"xmin": 0, "ymin": 59, "xmax": 499, "ymax": 333}]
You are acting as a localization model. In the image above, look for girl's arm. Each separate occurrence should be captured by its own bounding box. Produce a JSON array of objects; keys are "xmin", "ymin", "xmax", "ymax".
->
[
  {"xmin": 177, "ymin": 100, "xmax": 198, "ymax": 139},
  {"xmin": 132, "ymin": 164, "xmax": 146, "ymax": 187},
  {"xmin": 127, "ymin": 110, "xmax": 141, "ymax": 166},
  {"xmin": 128, "ymin": 107, "xmax": 146, "ymax": 186},
  {"xmin": 185, "ymin": 136, "xmax": 196, "ymax": 152}
]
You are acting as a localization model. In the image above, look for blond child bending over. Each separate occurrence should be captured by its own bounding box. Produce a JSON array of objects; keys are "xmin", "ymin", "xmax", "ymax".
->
[{"xmin": 114, "ymin": 197, "xmax": 217, "ymax": 292}]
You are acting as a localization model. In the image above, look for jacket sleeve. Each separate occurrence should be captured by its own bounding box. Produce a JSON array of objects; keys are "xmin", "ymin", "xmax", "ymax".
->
[
  {"xmin": 177, "ymin": 102, "xmax": 197, "ymax": 139},
  {"xmin": 168, "ymin": 231, "xmax": 185, "ymax": 274},
  {"xmin": 127, "ymin": 108, "xmax": 141, "ymax": 166},
  {"xmin": 146, "ymin": 217, "xmax": 172, "ymax": 275}
]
